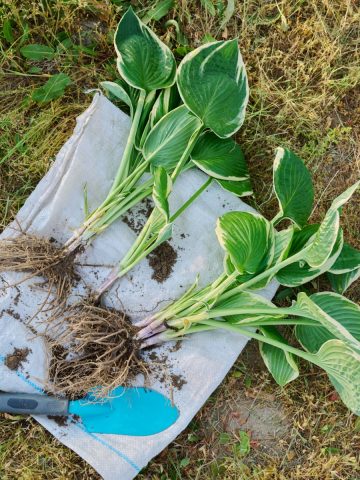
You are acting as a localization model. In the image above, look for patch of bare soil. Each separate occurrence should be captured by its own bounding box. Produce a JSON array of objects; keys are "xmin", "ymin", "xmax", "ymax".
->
[
  {"xmin": 148, "ymin": 241, "xmax": 178, "ymax": 283},
  {"xmin": 5, "ymin": 347, "xmax": 31, "ymax": 371},
  {"xmin": 199, "ymin": 341, "xmax": 291, "ymax": 461}
]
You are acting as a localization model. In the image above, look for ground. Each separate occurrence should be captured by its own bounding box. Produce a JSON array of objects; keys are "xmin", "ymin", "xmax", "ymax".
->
[{"xmin": 0, "ymin": 1, "xmax": 359, "ymax": 479}]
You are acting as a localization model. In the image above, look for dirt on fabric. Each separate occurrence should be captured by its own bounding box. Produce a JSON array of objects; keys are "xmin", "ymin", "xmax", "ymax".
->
[
  {"xmin": 47, "ymin": 414, "xmax": 80, "ymax": 427},
  {"xmin": 122, "ymin": 198, "xmax": 153, "ymax": 234},
  {"xmin": 148, "ymin": 241, "xmax": 178, "ymax": 283},
  {"xmin": 147, "ymin": 347, "xmax": 187, "ymax": 392},
  {"xmin": 122, "ymin": 199, "xmax": 179, "ymax": 282},
  {"xmin": 5, "ymin": 347, "xmax": 31, "ymax": 371}
]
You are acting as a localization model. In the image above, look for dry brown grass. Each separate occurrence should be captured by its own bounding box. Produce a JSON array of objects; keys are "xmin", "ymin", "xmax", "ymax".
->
[{"xmin": 0, "ymin": 0, "xmax": 359, "ymax": 478}]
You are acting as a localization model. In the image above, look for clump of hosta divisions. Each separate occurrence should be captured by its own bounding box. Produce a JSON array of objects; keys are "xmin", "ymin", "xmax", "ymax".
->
[
  {"xmin": 0, "ymin": 7, "xmax": 251, "ymax": 316},
  {"xmin": 137, "ymin": 148, "xmax": 360, "ymax": 416},
  {"xmin": 48, "ymin": 300, "xmax": 147, "ymax": 399},
  {"xmin": 0, "ymin": 234, "xmax": 80, "ymax": 308},
  {"xmin": 42, "ymin": 7, "xmax": 254, "ymax": 395}
]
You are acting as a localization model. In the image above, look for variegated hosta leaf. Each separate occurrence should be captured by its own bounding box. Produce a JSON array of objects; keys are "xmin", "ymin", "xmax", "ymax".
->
[
  {"xmin": 115, "ymin": 8, "xmax": 176, "ymax": 91},
  {"xmin": 150, "ymin": 84, "xmax": 181, "ymax": 128},
  {"xmin": 295, "ymin": 292, "xmax": 360, "ymax": 354},
  {"xmin": 143, "ymin": 105, "xmax": 202, "ymax": 171},
  {"xmin": 245, "ymin": 227, "xmax": 294, "ymax": 290},
  {"xmin": 153, "ymin": 167, "xmax": 172, "ymax": 220},
  {"xmin": 327, "ymin": 268, "xmax": 360, "ymax": 295},
  {"xmin": 273, "ymin": 228, "xmax": 294, "ymax": 264},
  {"xmin": 293, "ymin": 292, "xmax": 360, "ymax": 354},
  {"xmin": 191, "ymin": 132, "xmax": 249, "ymax": 181},
  {"xmin": 329, "ymin": 242, "xmax": 360, "ymax": 274},
  {"xmin": 216, "ymin": 212, "xmax": 275, "ymax": 275},
  {"xmin": 259, "ymin": 327, "xmax": 299, "ymax": 386},
  {"xmin": 177, "ymin": 40, "xmax": 248, "ymax": 138},
  {"xmin": 304, "ymin": 181, "xmax": 359, "ymax": 268},
  {"xmin": 216, "ymin": 178, "xmax": 253, "ymax": 197},
  {"xmin": 313, "ymin": 339, "xmax": 360, "ymax": 415},
  {"xmin": 276, "ymin": 228, "xmax": 343, "ymax": 287},
  {"xmin": 212, "ymin": 291, "xmax": 281, "ymax": 324},
  {"xmin": 136, "ymin": 90, "xmax": 157, "ymax": 148},
  {"xmin": 100, "ymin": 81, "xmax": 134, "ymax": 117},
  {"xmin": 273, "ymin": 148, "xmax": 314, "ymax": 228}
]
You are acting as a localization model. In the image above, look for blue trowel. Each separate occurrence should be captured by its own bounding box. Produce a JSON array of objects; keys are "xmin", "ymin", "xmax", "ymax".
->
[{"xmin": 0, "ymin": 386, "xmax": 179, "ymax": 435}]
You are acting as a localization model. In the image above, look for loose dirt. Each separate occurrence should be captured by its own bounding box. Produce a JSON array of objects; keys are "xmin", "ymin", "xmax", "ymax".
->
[
  {"xmin": 148, "ymin": 241, "xmax": 178, "ymax": 283},
  {"xmin": 5, "ymin": 347, "xmax": 31, "ymax": 371}
]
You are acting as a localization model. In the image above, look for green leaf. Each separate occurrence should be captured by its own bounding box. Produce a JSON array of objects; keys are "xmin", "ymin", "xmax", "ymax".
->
[
  {"xmin": 28, "ymin": 66, "xmax": 42, "ymax": 74},
  {"xmin": 191, "ymin": 132, "xmax": 249, "ymax": 180},
  {"xmin": 150, "ymin": 84, "xmax": 181, "ymax": 128},
  {"xmin": 20, "ymin": 44, "xmax": 55, "ymax": 60},
  {"xmin": 259, "ymin": 327, "xmax": 299, "ymax": 386},
  {"xmin": 114, "ymin": 7, "xmax": 176, "ymax": 91},
  {"xmin": 180, "ymin": 457, "xmax": 190, "ymax": 468},
  {"xmin": 153, "ymin": 167, "xmax": 172, "ymax": 220},
  {"xmin": 212, "ymin": 291, "xmax": 283, "ymax": 324},
  {"xmin": 155, "ymin": 222, "xmax": 173, "ymax": 244},
  {"xmin": 220, "ymin": 0, "xmax": 235, "ymax": 29},
  {"xmin": 201, "ymin": 0, "xmax": 216, "ymax": 15},
  {"xmin": 31, "ymin": 73, "xmax": 72, "ymax": 103},
  {"xmin": 3, "ymin": 19, "xmax": 14, "ymax": 43},
  {"xmin": 216, "ymin": 178, "xmax": 253, "ymax": 197},
  {"xmin": 312, "ymin": 339, "xmax": 360, "ymax": 415},
  {"xmin": 233, "ymin": 227, "xmax": 294, "ymax": 291},
  {"xmin": 216, "ymin": 212, "xmax": 274, "ymax": 275},
  {"xmin": 293, "ymin": 292, "xmax": 360, "ymax": 353},
  {"xmin": 177, "ymin": 40, "xmax": 248, "ymax": 138},
  {"xmin": 304, "ymin": 181, "xmax": 359, "ymax": 268},
  {"xmin": 100, "ymin": 81, "xmax": 134, "ymax": 116},
  {"xmin": 273, "ymin": 227, "xmax": 293, "ymax": 264},
  {"xmin": 136, "ymin": 90, "xmax": 157, "ymax": 148},
  {"xmin": 276, "ymin": 228, "xmax": 343, "ymax": 287},
  {"xmin": 143, "ymin": 105, "xmax": 202, "ymax": 171},
  {"xmin": 327, "ymin": 268, "xmax": 360, "ymax": 295},
  {"xmin": 202, "ymin": 33, "xmax": 217, "ymax": 43},
  {"xmin": 295, "ymin": 292, "xmax": 360, "ymax": 353},
  {"xmin": 142, "ymin": 0, "xmax": 174, "ymax": 23},
  {"xmin": 329, "ymin": 243, "xmax": 360, "ymax": 274},
  {"xmin": 164, "ymin": 19, "xmax": 188, "ymax": 46},
  {"xmin": 273, "ymin": 147, "xmax": 313, "ymax": 228}
]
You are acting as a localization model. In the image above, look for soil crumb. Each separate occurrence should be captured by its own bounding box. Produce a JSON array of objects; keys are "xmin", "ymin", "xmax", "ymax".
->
[
  {"xmin": 47, "ymin": 414, "xmax": 80, "ymax": 427},
  {"xmin": 148, "ymin": 241, "xmax": 178, "ymax": 283},
  {"xmin": 170, "ymin": 373, "xmax": 187, "ymax": 390},
  {"xmin": 147, "ymin": 348, "xmax": 187, "ymax": 391},
  {"xmin": 47, "ymin": 415, "xmax": 68, "ymax": 427},
  {"xmin": 123, "ymin": 198, "xmax": 153, "ymax": 234},
  {"xmin": 5, "ymin": 347, "xmax": 31, "ymax": 371}
]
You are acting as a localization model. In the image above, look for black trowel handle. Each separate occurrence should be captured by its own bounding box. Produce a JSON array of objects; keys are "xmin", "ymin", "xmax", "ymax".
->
[{"xmin": 0, "ymin": 392, "xmax": 69, "ymax": 415}]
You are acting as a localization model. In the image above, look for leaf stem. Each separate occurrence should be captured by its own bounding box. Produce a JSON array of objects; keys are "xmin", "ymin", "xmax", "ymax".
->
[
  {"xmin": 200, "ymin": 319, "xmax": 316, "ymax": 363},
  {"xmin": 109, "ymin": 89, "xmax": 147, "ymax": 192}
]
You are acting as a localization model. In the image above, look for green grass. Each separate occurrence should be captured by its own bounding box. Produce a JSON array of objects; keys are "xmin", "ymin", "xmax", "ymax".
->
[{"xmin": 0, "ymin": 1, "xmax": 359, "ymax": 478}]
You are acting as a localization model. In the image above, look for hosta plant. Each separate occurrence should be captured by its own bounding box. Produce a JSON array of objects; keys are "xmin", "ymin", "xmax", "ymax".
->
[
  {"xmin": 137, "ymin": 148, "xmax": 360, "ymax": 415},
  {"xmin": 46, "ymin": 10, "xmax": 253, "ymax": 396},
  {"xmin": 0, "ymin": 8, "xmax": 250, "ymax": 309},
  {"xmin": 94, "ymin": 33, "xmax": 251, "ymax": 297}
]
